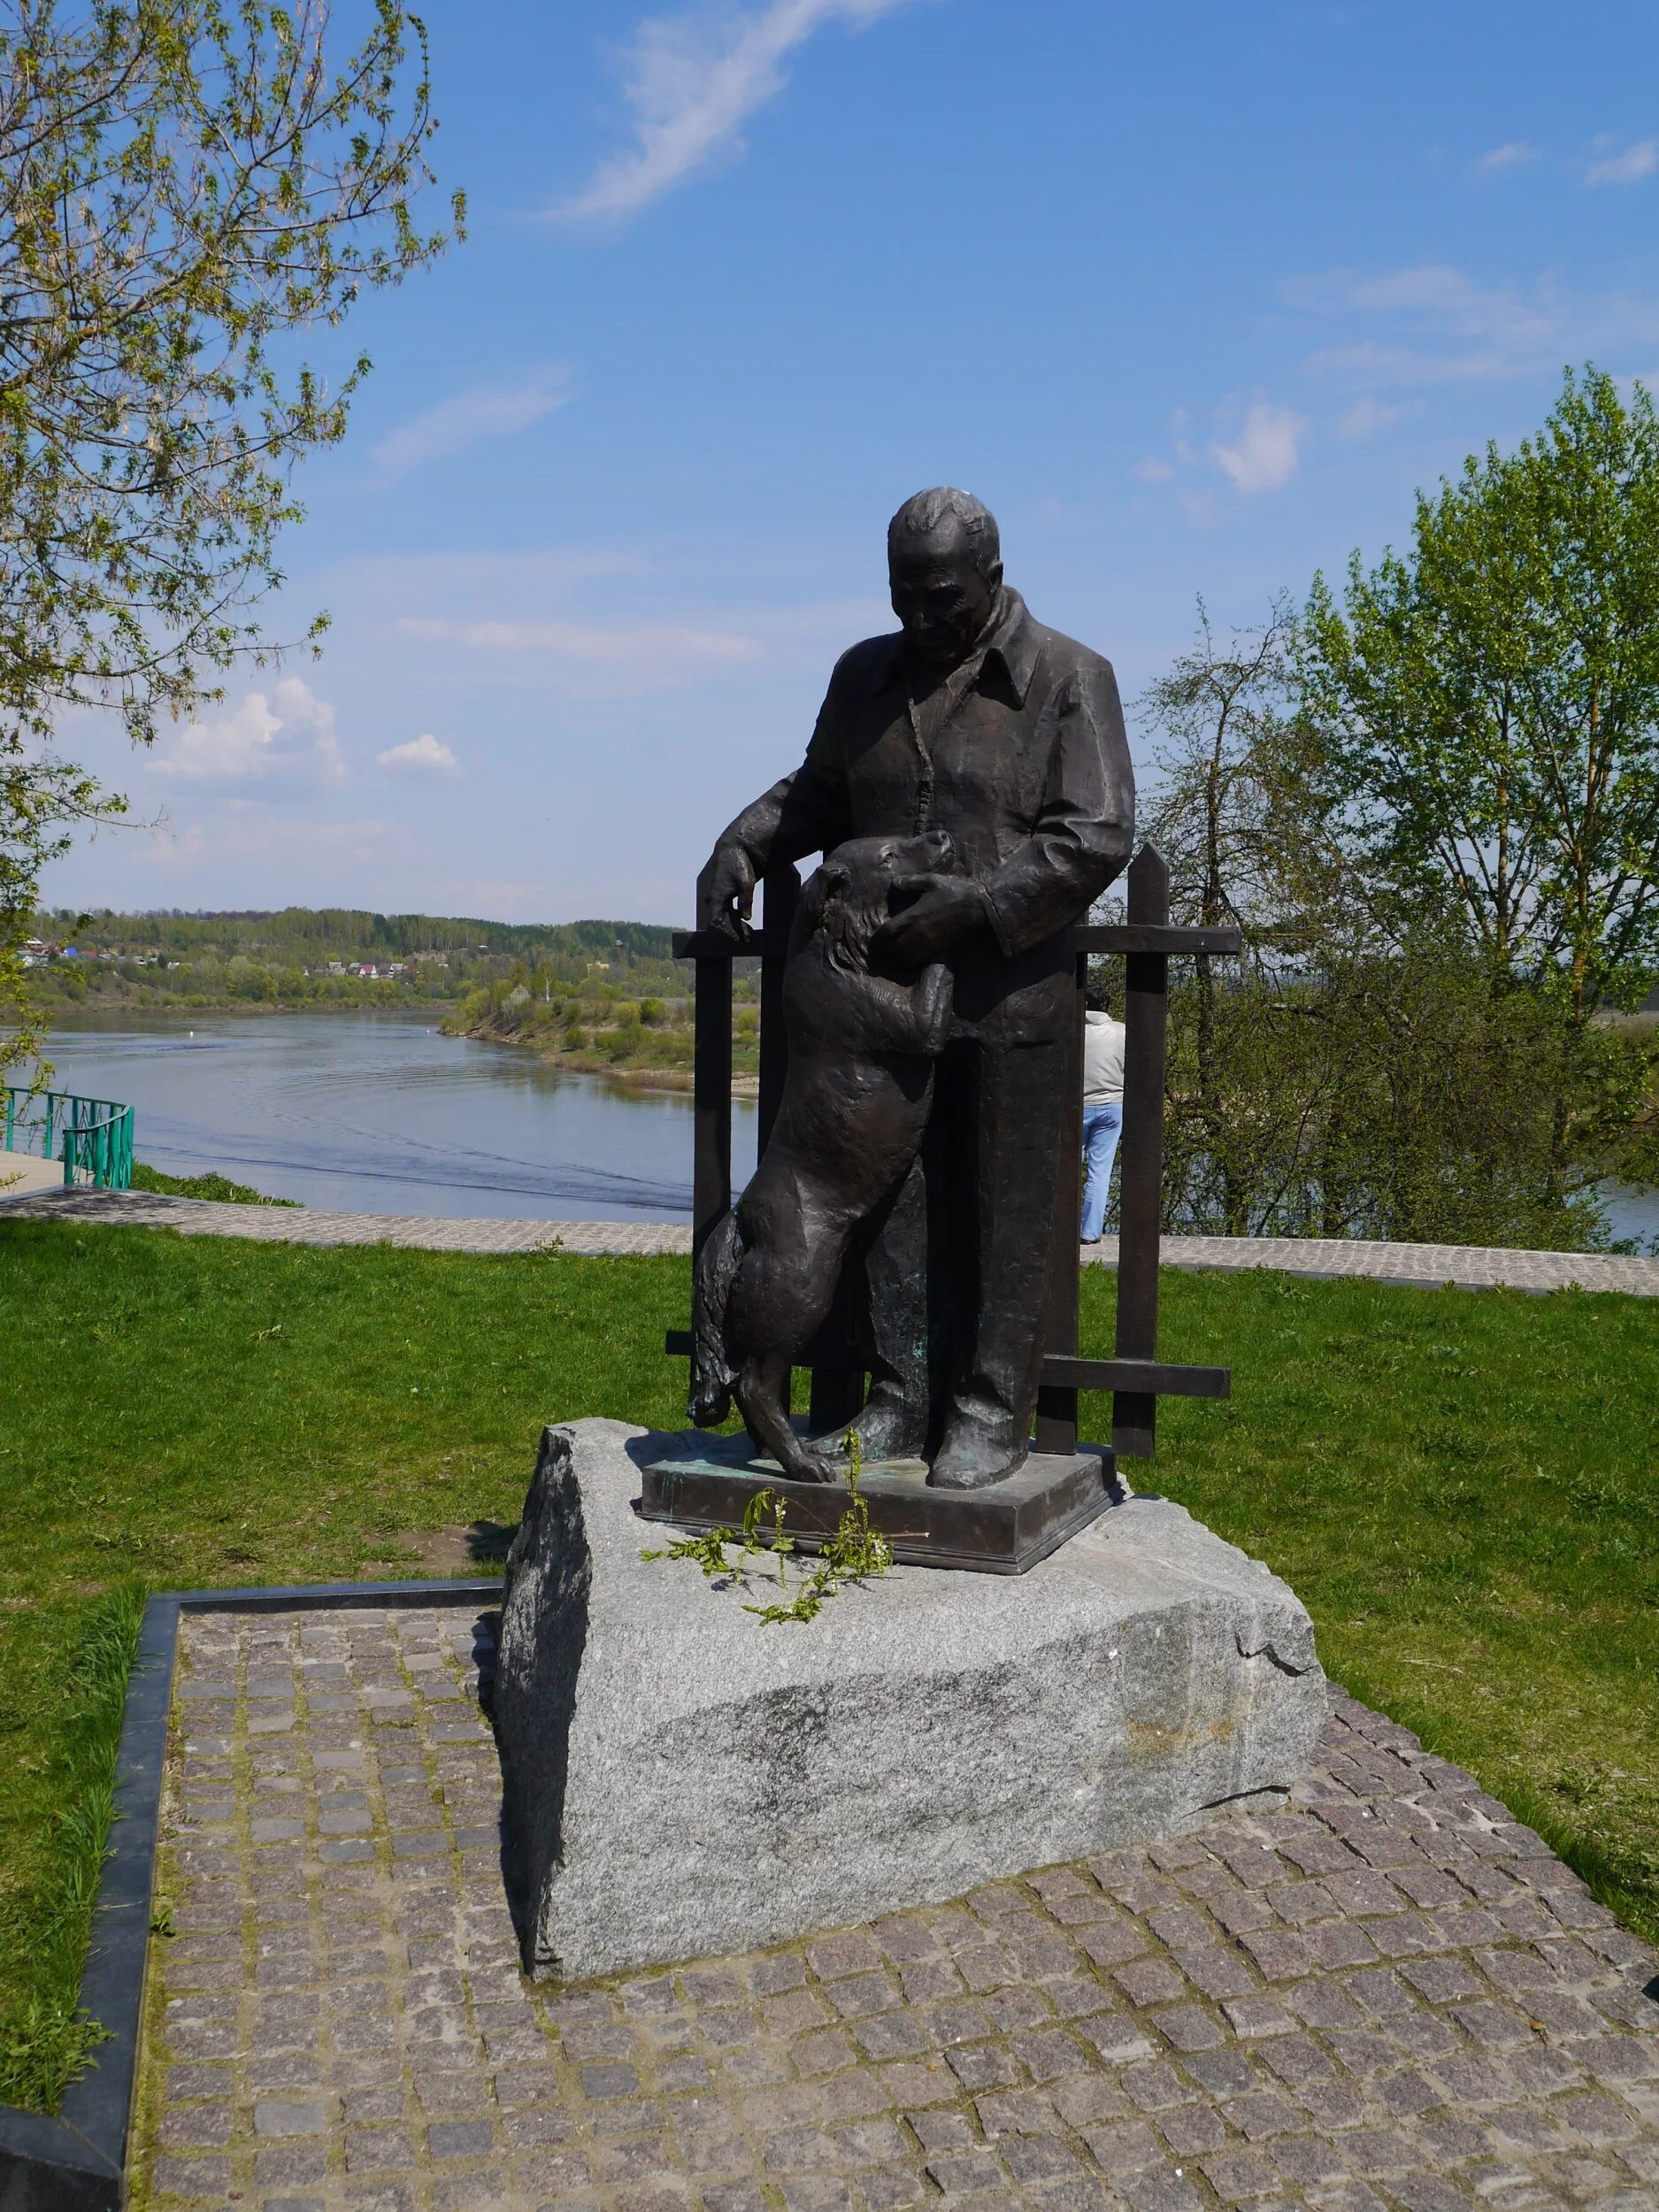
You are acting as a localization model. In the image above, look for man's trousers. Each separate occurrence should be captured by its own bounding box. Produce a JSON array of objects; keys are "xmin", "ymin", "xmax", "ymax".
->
[
  {"xmin": 863, "ymin": 1034, "xmax": 1066, "ymax": 1457},
  {"xmin": 1079, "ymin": 1101, "xmax": 1124, "ymax": 1244}
]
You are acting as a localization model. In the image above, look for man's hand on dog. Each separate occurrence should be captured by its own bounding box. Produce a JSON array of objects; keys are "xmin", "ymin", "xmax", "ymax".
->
[{"xmin": 872, "ymin": 874, "xmax": 987, "ymax": 964}]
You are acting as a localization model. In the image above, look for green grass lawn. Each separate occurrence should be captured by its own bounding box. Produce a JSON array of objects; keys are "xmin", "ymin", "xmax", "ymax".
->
[{"xmin": 2, "ymin": 1216, "xmax": 1656, "ymax": 2113}]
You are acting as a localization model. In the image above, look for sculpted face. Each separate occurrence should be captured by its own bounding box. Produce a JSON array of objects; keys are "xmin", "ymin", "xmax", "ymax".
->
[{"xmin": 889, "ymin": 521, "xmax": 999, "ymax": 672}]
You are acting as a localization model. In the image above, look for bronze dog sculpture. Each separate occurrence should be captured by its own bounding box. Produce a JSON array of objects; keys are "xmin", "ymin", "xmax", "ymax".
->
[{"xmin": 689, "ymin": 832, "xmax": 955, "ymax": 1481}]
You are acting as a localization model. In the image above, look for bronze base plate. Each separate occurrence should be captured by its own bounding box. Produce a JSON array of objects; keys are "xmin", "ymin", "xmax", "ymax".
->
[{"xmin": 637, "ymin": 1433, "xmax": 1121, "ymax": 1575}]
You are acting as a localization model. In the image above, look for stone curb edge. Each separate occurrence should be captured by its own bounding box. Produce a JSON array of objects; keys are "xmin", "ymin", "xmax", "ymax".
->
[{"xmin": 0, "ymin": 1575, "xmax": 505, "ymax": 2212}]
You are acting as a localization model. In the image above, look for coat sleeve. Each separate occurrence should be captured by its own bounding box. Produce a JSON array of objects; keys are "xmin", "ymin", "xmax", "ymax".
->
[
  {"xmin": 718, "ymin": 655, "xmax": 857, "ymax": 870},
  {"xmin": 977, "ymin": 652, "xmax": 1135, "ymax": 956}
]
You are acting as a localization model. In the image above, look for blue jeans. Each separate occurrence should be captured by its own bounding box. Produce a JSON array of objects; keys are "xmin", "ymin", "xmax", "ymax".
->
[{"xmin": 1079, "ymin": 1102, "xmax": 1123, "ymax": 1242}]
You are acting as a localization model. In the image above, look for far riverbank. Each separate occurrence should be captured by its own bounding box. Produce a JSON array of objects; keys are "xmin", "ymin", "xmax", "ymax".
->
[{"xmin": 442, "ymin": 1005, "xmax": 760, "ymax": 1095}]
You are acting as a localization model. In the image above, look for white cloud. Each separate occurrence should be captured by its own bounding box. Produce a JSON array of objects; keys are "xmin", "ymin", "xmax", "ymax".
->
[
  {"xmin": 150, "ymin": 678, "xmax": 345, "ymax": 788},
  {"xmin": 1132, "ymin": 454, "xmax": 1176, "ymax": 482},
  {"xmin": 340, "ymin": 546, "xmax": 649, "ymax": 597},
  {"xmin": 367, "ymin": 368, "xmax": 571, "ymax": 485},
  {"xmin": 142, "ymin": 814, "xmax": 411, "ymax": 872},
  {"xmin": 1289, "ymin": 263, "xmax": 1562, "ymax": 386},
  {"xmin": 1210, "ymin": 403, "xmax": 1308, "ymax": 494},
  {"xmin": 557, "ymin": 0, "xmax": 916, "ymax": 222},
  {"xmin": 395, "ymin": 615, "xmax": 763, "ymax": 666},
  {"xmin": 1177, "ymin": 488, "xmax": 1223, "ymax": 530},
  {"xmin": 1313, "ymin": 265, "xmax": 1553, "ymax": 344},
  {"xmin": 1584, "ymin": 136, "xmax": 1658, "ymax": 187},
  {"xmin": 1306, "ymin": 339, "xmax": 1519, "ymax": 386},
  {"xmin": 1338, "ymin": 396, "xmax": 1417, "ymax": 439},
  {"xmin": 377, "ymin": 733, "xmax": 463, "ymax": 780},
  {"xmin": 1473, "ymin": 140, "xmax": 1539, "ymax": 175}
]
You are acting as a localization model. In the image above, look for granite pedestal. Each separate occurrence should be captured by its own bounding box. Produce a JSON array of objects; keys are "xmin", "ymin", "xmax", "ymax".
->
[{"xmin": 494, "ymin": 1418, "xmax": 1327, "ymax": 1983}]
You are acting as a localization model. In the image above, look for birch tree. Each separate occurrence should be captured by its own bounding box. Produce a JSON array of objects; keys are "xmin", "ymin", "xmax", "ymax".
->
[{"xmin": 0, "ymin": 0, "xmax": 461, "ymax": 1072}]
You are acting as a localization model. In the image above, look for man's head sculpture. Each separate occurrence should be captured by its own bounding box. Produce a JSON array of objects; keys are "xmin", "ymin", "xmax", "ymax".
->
[{"xmin": 887, "ymin": 487, "xmax": 1003, "ymax": 671}]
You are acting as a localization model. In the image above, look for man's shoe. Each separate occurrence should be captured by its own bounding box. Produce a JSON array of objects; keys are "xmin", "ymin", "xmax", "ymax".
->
[
  {"xmin": 834, "ymin": 1384, "xmax": 926, "ymax": 1466},
  {"xmin": 927, "ymin": 1415, "xmax": 1027, "ymax": 1490}
]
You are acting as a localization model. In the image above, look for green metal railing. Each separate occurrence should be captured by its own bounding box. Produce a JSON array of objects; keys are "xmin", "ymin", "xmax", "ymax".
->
[{"xmin": 3, "ymin": 1087, "xmax": 135, "ymax": 1189}]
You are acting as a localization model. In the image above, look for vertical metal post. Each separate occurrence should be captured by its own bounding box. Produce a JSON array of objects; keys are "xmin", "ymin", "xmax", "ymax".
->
[
  {"xmin": 757, "ymin": 865, "xmax": 800, "ymax": 1163},
  {"xmin": 1034, "ymin": 941, "xmax": 1087, "ymax": 1457},
  {"xmin": 692, "ymin": 957, "xmax": 733, "ymax": 1271},
  {"xmin": 1113, "ymin": 846, "xmax": 1171, "ymax": 1458}
]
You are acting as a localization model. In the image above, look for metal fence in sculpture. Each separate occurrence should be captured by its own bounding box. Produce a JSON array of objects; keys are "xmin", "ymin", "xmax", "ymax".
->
[{"xmin": 664, "ymin": 843, "xmax": 1240, "ymax": 1461}]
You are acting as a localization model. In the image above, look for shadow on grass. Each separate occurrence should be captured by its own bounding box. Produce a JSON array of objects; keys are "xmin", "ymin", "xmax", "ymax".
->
[{"xmin": 364, "ymin": 1520, "xmax": 518, "ymax": 1578}]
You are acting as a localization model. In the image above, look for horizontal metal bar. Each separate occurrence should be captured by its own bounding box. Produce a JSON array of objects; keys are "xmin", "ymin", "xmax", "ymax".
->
[
  {"xmin": 664, "ymin": 1327, "xmax": 862, "ymax": 1371},
  {"xmin": 1041, "ymin": 1355, "xmax": 1231, "ymax": 1399},
  {"xmin": 676, "ymin": 923, "xmax": 1242, "ymax": 960},
  {"xmin": 672, "ymin": 927, "xmax": 778, "ymax": 961},
  {"xmin": 1075, "ymin": 925, "xmax": 1243, "ymax": 955},
  {"xmin": 672, "ymin": 1334, "xmax": 1227, "ymax": 1402},
  {"xmin": 3, "ymin": 1087, "xmax": 132, "ymax": 1113}
]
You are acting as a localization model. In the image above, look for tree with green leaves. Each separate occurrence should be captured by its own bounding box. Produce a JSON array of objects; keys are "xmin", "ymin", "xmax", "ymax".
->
[
  {"xmin": 1136, "ymin": 593, "xmax": 1657, "ymax": 1249},
  {"xmin": 1302, "ymin": 365, "xmax": 1659, "ymax": 1018},
  {"xmin": 0, "ymin": 0, "xmax": 462, "ymax": 1076}
]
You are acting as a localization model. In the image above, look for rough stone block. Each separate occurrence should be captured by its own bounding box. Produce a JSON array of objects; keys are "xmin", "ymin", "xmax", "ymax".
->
[{"xmin": 495, "ymin": 1419, "xmax": 1325, "ymax": 1981}]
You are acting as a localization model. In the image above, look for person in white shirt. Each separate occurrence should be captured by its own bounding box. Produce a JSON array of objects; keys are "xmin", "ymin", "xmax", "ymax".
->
[{"xmin": 1080, "ymin": 984, "xmax": 1125, "ymax": 1244}]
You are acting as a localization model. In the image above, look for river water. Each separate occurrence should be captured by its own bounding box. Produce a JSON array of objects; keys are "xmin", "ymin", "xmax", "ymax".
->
[
  {"xmin": 24, "ymin": 1011, "xmax": 758, "ymax": 1221},
  {"xmin": 15, "ymin": 1010, "xmax": 1657, "ymax": 1245}
]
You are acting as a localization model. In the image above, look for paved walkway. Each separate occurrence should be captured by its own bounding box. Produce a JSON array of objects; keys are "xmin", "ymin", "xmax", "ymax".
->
[
  {"xmin": 0, "ymin": 1187, "xmax": 681, "ymax": 1255},
  {"xmin": 7, "ymin": 1185, "xmax": 1659, "ymax": 1294},
  {"xmin": 0, "ymin": 1150, "xmax": 70, "ymax": 1199},
  {"xmin": 142, "ymin": 1600, "xmax": 1659, "ymax": 2212}
]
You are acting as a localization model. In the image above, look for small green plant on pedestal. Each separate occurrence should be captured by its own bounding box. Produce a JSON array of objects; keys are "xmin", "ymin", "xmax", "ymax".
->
[{"xmin": 641, "ymin": 1432, "xmax": 893, "ymax": 1625}]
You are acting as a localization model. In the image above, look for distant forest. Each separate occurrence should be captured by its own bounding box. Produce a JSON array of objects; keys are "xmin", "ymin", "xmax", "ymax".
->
[{"xmin": 28, "ymin": 906, "xmax": 684, "ymax": 1008}]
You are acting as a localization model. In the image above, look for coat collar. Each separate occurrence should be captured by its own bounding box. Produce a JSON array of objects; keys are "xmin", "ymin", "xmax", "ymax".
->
[{"xmin": 879, "ymin": 588, "xmax": 1043, "ymax": 706}]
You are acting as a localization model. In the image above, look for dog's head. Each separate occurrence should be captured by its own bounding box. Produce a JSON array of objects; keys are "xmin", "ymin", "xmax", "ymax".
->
[{"xmin": 799, "ymin": 829, "xmax": 956, "ymax": 967}]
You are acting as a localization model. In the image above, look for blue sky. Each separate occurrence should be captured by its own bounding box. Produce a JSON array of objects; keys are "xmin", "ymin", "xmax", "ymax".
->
[{"xmin": 42, "ymin": 0, "xmax": 1659, "ymax": 925}]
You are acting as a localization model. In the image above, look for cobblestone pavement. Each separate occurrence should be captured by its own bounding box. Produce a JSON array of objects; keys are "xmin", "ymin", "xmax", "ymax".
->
[
  {"xmin": 2, "ymin": 1187, "xmax": 687, "ymax": 1254},
  {"xmin": 139, "ymin": 1602, "xmax": 1659, "ymax": 2212},
  {"xmin": 1079, "ymin": 1237, "xmax": 1659, "ymax": 1300},
  {"xmin": 10, "ymin": 1185, "xmax": 1659, "ymax": 1292}
]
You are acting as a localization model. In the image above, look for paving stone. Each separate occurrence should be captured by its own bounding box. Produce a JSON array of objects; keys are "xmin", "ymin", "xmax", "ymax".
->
[
  {"xmin": 253, "ymin": 2101, "xmax": 326, "ymax": 2137},
  {"xmin": 150, "ymin": 2153, "xmax": 233, "ymax": 2197},
  {"xmin": 134, "ymin": 1608, "xmax": 1659, "ymax": 2212}
]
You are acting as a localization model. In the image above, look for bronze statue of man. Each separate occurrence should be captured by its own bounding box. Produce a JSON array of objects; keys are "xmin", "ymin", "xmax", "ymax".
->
[{"xmin": 698, "ymin": 488, "xmax": 1134, "ymax": 1487}]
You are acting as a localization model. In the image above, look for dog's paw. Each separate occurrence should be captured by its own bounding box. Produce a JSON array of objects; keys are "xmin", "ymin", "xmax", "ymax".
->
[{"xmin": 781, "ymin": 1446, "xmax": 842, "ymax": 1486}]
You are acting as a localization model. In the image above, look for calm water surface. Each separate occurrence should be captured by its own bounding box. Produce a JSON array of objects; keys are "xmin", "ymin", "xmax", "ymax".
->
[
  {"xmin": 29, "ymin": 1012, "xmax": 757, "ymax": 1221},
  {"xmin": 1606, "ymin": 1181, "xmax": 1659, "ymax": 1251},
  {"xmin": 19, "ymin": 1010, "xmax": 1657, "ymax": 1243}
]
